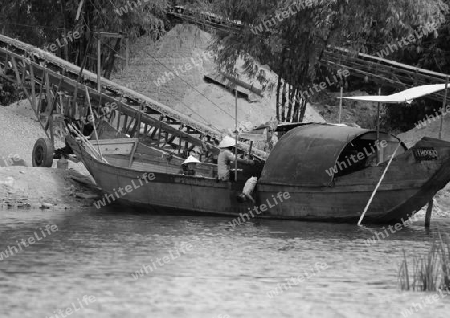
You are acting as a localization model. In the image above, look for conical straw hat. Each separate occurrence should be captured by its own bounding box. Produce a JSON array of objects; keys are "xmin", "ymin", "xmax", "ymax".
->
[{"xmin": 183, "ymin": 155, "xmax": 201, "ymax": 164}]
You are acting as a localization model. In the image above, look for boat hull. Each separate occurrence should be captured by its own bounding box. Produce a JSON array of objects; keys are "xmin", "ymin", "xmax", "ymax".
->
[{"xmin": 68, "ymin": 136, "xmax": 450, "ymax": 224}]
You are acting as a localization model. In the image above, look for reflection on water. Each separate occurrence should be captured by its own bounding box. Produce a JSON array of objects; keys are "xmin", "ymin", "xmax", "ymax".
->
[{"xmin": 0, "ymin": 206, "xmax": 449, "ymax": 318}]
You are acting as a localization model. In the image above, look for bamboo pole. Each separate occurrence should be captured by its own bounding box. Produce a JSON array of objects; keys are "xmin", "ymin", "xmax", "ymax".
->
[
  {"xmin": 358, "ymin": 143, "xmax": 400, "ymax": 226},
  {"xmin": 439, "ymin": 77, "xmax": 448, "ymax": 139},
  {"xmin": 97, "ymin": 36, "xmax": 101, "ymax": 92},
  {"xmin": 235, "ymin": 85, "xmax": 238, "ymax": 182},
  {"xmin": 338, "ymin": 86, "xmax": 343, "ymax": 123},
  {"xmin": 376, "ymin": 88, "xmax": 381, "ymax": 164},
  {"xmin": 68, "ymin": 123, "xmax": 106, "ymax": 163},
  {"xmin": 84, "ymin": 86, "xmax": 103, "ymax": 159}
]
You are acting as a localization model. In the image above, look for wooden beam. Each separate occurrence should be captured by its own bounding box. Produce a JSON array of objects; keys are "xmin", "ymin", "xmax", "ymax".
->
[
  {"xmin": 96, "ymin": 32, "xmax": 123, "ymax": 38},
  {"xmin": 11, "ymin": 56, "xmax": 32, "ymax": 106},
  {"xmin": 29, "ymin": 64, "xmax": 37, "ymax": 117}
]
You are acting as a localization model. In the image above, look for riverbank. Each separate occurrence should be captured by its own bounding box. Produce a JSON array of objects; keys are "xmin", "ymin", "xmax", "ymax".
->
[
  {"xmin": 0, "ymin": 101, "xmax": 100, "ymax": 210},
  {"xmin": 0, "ymin": 166, "xmax": 101, "ymax": 210}
]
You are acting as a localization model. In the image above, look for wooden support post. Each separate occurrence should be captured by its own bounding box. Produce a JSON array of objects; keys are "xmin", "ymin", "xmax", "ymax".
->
[
  {"xmin": 3, "ymin": 52, "xmax": 8, "ymax": 75},
  {"xmin": 116, "ymin": 104, "xmax": 122, "ymax": 132},
  {"xmin": 439, "ymin": 77, "xmax": 448, "ymax": 140},
  {"xmin": 11, "ymin": 57, "xmax": 32, "ymax": 106},
  {"xmin": 425, "ymin": 199, "xmax": 433, "ymax": 228},
  {"xmin": 126, "ymin": 113, "xmax": 135, "ymax": 133},
  {"xmin": 125, "ymin": 37, "xmax": 129, "ymax": 69},
  {"xmin": 45, "ymin": 71, "xmax": 52, "ymax": 112},
  {"xmin": 85, "ymin": 87, "xmax": 103, "ymax": 159},
  {"xmin": 128, "ymin": 140, "xmax": 138, "ymax": 167},
  {"xmin": 37, "ymin": 72, "xmax": 45, "ymax": 116},
  {"xmin": 30, "ymin": 64, "xmax": 37, "ymax": 116},
  {"xmin": 49, "ymin": 115, "xmax": 55, "ymax": 147},
  {"xmin": 338, "ymin": 86, "xmax": 343, "ymax": 124},
  {"xmin": 234, "ymin": 85, "xmax": 238, "ymax": 182},
  {"xmin": 376, "ymin": 88, "xmax": 381, "ymax": 164},
  {"xmin": 122, "ymin": 115, "xmax": 129, "ymax": 133}
]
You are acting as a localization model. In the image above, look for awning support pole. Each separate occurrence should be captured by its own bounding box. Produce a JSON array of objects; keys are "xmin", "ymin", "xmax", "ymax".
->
[
  {"xmin": 376, "ymin": 88, "xmax": 381, "ymax": 163},
  {"xmin": 439, "ymin": 77, "xmax": 448, "ymax": 139},
  {"xmin": 235, "ymin": 85, "xmax": 238, "ymax": 182},
  {"xmin": 338, "ymin": 86, "xmax": 343, "ymax": 124}
]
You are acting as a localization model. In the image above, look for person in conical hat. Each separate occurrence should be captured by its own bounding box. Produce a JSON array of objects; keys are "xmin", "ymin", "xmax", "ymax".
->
[
  {"xmin": 217, "ymin": 135, "xmax": 254, "ymax": 181},
  {"xmin": 218, "ymin": 135, "xmax": 236, "ymax": 148},
  {"xmin": 180, "ymin": 155, "xmax": 200, "ymax": 176}
]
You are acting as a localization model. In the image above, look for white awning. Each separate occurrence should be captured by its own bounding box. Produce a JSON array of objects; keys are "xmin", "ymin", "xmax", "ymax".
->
[{"xmin": 340, "ymin": 84, "xmax": 447, "ymax": 104}]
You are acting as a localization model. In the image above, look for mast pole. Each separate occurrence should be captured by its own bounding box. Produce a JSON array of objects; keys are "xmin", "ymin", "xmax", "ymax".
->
[
  {"xmin": 439, "ymin": 77, "xmax": 448, "ymax": 139},
  {"xmin": 235, "ymin": 85, "xmax": 238, "ymax": 182},
  {"xmin": 97, "ymin": 35, "xmax": 101, "ymax": 93}
]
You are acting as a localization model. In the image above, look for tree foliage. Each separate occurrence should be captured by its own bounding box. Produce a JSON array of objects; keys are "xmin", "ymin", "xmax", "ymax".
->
[
  {"xmin": 206, "ymin": 0, "xmax": 448, "ymax": 122},
  {"xmin": 0, "ymin": 0, "xmax": 168, "ymax": 76}
]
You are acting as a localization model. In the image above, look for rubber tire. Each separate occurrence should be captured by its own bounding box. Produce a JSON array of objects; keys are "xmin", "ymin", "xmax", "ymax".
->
[{"xmin": 32, "ymin": 138, "xmax": 54, "ymax": 167}]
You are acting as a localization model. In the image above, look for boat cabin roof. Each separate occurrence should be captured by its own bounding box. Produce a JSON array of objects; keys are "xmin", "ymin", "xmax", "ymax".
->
[{"xmin": 260, "ymin": 123, "xmax": 406, "ymax": 187}]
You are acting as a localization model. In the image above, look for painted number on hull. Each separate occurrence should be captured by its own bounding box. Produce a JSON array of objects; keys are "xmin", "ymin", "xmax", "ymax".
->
[{"xmin": 413, "ymin": 147, "xmax": 438, "ymax": 161}]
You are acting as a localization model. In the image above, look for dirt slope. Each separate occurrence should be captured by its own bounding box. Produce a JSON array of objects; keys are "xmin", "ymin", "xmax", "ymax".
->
[
  {"xmin": 0, "ymin": 101, "xmax": 99, "ymax": 210},
  {"xmin": 111, "ymin": 24, "xmax": 324, "ymax": 133}
]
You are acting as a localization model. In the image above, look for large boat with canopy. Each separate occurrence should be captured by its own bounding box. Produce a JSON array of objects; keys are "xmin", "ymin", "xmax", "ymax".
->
[
  {"xmin": 64, "ymin": 121, "xmax": 450, "ymax": 223},
  {"xmin": 2, "ymin": 32, "xmax": 450, "ymax": 224}
]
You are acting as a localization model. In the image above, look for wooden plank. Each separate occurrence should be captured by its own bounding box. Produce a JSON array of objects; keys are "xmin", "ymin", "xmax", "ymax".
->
[
  {"xmin": 97, "ymin": 32, "xmax": 123, "ymax": 38},
  {"xmin": 90, "ymin": 140, "xmax": 137, "ymax": 155},
  {"xmin": 129, "ymin": 140, "xmax": 138, "ymax": 167},
  {"xmin": 122, "ymin": 114, "xmax": 129, "ymax": 134}
]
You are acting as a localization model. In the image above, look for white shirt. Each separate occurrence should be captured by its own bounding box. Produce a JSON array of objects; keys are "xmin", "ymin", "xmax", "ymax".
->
[
  {"xmin": 217, "ymin": 149, "xmax": 236, "ymax": 180},
  {"xmin": 243, "ymin": 177, "xmax": 257, "ymax": 195}
]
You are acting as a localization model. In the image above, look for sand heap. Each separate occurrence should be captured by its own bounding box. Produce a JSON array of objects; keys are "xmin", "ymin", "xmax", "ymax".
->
[
  {"xmin": 111, "ymin": 24, "xmax": 324, "ymax": 133},
  {"xmin": 0, "ymin": 101, "xmax": 99, "ymax": 210}
]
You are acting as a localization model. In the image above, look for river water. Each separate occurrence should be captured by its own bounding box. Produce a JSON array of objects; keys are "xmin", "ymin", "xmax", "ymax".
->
[{"xmin": 0, "ymin": 206, "xmax": 449, "ymax": 318}]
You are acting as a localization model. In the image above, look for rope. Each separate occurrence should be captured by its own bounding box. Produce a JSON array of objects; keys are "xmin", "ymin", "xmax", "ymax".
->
[{"xmin": 358, "ymin": 143, "xmax": 401, "ymax": 226}]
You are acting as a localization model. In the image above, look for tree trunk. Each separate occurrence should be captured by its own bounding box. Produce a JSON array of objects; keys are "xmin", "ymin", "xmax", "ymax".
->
[
  {"xmin": 286, "ymin": 84, "xmax": 295, "ymax": 122},
  {"xmin": 104, "ymin": 38, "xmax": 122, "ymax": 79},
  {"xmin": 60, "ymin": 0, "xmax": 69, "ymax": 61},
  {"xmin": 275, "ymin": 76, "xmax": 281, "ymax": 121},
  {"xmin": 292, "ymin": 89, "xmax": 300, "ymax": 122},
  {"xmin": 299, "ymin": 98, "xmax": 307, "ymax": 122}
]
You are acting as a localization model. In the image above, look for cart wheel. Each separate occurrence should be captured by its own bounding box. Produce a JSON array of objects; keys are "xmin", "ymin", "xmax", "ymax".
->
[{"xmin": 32, "ymin": 138, "xmax": 54, "ymax": 167}]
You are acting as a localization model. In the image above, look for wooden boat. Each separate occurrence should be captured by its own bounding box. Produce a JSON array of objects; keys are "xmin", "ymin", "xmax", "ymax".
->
[
  {"xmin": 2, "ymin": 33, "xmax": 450, "ymax": 224},
  {"xmin": 62, "ymin": 121, "xmax": 450, "ymax": 223}
]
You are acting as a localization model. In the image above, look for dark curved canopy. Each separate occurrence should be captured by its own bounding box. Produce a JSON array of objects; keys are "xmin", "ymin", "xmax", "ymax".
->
[{"xmin": 260, "ymin": 124, "xmax": 401, "ymax": 187}]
